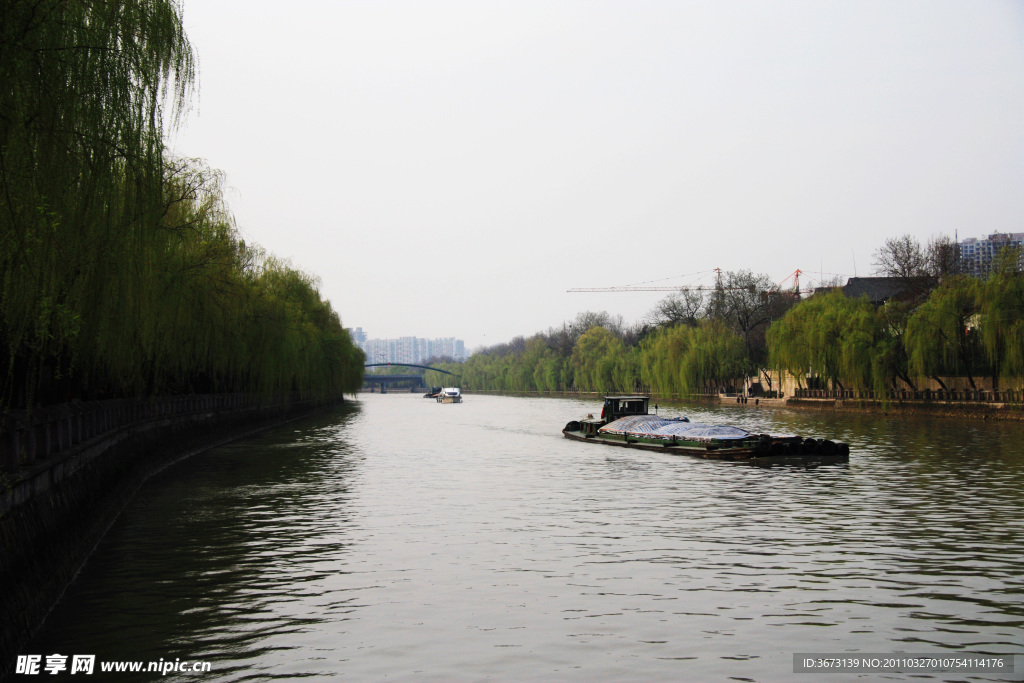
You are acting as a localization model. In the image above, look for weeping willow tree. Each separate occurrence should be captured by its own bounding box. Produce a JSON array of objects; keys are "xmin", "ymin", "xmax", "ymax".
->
[
  {"xmin": 638, "ymin": 320, "xmax": 747, "ymax": 396},
  {"xmin": 1, "ymin": 1, "xmax": 364, "ymax": 407},
  {"xmin": 766, "ymin": 289, "xmax": 885, "ymax": 392},
  {"xmin": 570, "ymin": 326, "xmax": 626, "ymax": 393},
  {"xmin": 521, "ymin": 337, "xmax": 561, "ymax": 393},
  {"xmin": 244, "ymin": 258, "xmax": 365, "ymax": 400},
  {"xmin": 459, "ymin": 334, "xmax": 565, "ymax": 392},
  {"xmin": 975, "ymin": 269, "xmax": 1024, "ymax": 390},
  {"xmin": 1, "ymin": 0, "xmax": 193, "ymax": 406},
  {"xmin": 905, "ymin": 276, "xmax": 982, "ymax": 390},
  {"xmin": 873, "ymin": 299, "xmax": 917, "ymax": 391},
  {"xmin": 422, "ymin": 360, "xmax": 465, "ymax": 392}
]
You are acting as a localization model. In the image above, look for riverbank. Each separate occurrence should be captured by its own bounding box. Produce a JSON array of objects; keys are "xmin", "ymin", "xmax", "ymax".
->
[
  {"xmin": 0, "ymin": 397, "xmax": 346, "ymax": 681},
  {"xmin": 467, "ymin": 390, "xmax": 1024, "ymax": 421},
  {"xmin": 781, "ymin": 396, "xmax": 1024, "ymax": 420}
]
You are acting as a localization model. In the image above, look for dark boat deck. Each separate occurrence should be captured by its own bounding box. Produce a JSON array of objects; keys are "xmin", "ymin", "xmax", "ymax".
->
[{"xmin": 562, "ymin": 428, "xmax": 849, "ymax": 465}]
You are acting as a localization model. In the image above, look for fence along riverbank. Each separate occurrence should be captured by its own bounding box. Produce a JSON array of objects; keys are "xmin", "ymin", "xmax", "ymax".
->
[{"xmin": 792, "ymin": 386, "xmax": 1023, "ymax": 403}]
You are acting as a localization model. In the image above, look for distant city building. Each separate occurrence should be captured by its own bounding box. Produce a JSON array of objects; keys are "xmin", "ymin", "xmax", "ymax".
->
[
  {"xmin": 960, "ymin": 232, "xmax": 1024, "ymax": 277},
  {"xmin": 347, "ymin": 331, "xmax": 467, "ymax": 364}
]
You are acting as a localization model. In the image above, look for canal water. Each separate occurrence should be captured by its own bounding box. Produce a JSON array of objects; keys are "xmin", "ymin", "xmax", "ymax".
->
[{"xmin": 25, "ymin": 393, "xmax": 1024, "ymax": 681}]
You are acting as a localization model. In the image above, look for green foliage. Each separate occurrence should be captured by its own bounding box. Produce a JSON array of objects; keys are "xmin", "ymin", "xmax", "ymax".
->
[
  {"xmin": 456, "ymin": 314, "xmax": 745, "ymax": 397},
  {"xmin": 0, "ymin": 0, "xmax": 363, "ymax": 407},
  {"xmin": 975, "ymin": 271, "xmax": 1024, "ymax": 387},
  {"xmin": 455, "ymin": 254, "xmax": 1024, "ymax": 398},
  {"xmin": 422, "ymin": 360, "xmax": 463, "ymax": 389},
  {"xmin": 571, "ymin": 326, "xmax": 626, "ymax": 393},
  {"xmin": 873, "ymin": 299, "xmax": 916, "ymax": 390},
  {"xmin": 639, "ymin": 320, "xmax": 747, "ymax": 395},
  {"xmin": 768, "ymin": 271, "xmax": 1024, "ymax": 393},
  {"xmin": 767, "ymin": 289, "xmax": 883, "ymax": 392},
  {"xmin": 2, "ymin": 0, "xmax": 194, "ymax": 406},
  {"xmin": 462, "ymin": 266, "xmax": 1024, "ymax": 398},
  {"xmin": 905, "ymin": 276, "xmax": 982, "ymax": 389}
]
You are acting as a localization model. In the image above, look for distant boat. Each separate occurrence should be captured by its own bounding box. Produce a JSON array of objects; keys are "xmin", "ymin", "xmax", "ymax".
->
[{"xmin": 436, "ymin": 387, "xmax": 462, "ymax": 404}]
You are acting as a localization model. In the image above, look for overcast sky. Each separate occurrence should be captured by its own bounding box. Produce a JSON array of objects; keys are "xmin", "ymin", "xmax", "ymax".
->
[{"xmin": 168, "ymin": 0, "xmax": 1024, "ymax": 351}]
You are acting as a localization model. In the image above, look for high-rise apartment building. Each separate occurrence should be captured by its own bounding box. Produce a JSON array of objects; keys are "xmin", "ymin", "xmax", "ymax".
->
[
  {"xmin": 347, "ymin": 331, "xmax": 468, "ymax": 363},
  {"xmin": 960, "ymin": 232, "xmax": 1024, "ymax": 277}
]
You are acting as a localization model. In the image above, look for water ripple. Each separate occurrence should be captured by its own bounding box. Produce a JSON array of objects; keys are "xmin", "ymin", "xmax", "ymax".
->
[{"xmin": 26, "ymin": 396, "xmax": 1024, "ymax": 681}]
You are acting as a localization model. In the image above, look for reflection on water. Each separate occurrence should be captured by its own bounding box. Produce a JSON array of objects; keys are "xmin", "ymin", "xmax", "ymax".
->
[{"xmin": 26, "ymin": 394, "xmax": 1024, "ymax": 681}]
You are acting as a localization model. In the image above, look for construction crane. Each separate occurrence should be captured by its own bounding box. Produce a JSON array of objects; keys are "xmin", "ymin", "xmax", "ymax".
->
[
  {"xmin": 568, "ymin": 268, "xmax": 751, "ymax": 293},
  {"xmin": 567, "ymin": 285, "xmax": 751, "ymax": 292},
  {"xmin": 569, "ymin": 268, "xmax": 811, "ymax": 298},
  {"xmin": 777, "ymin": 269, "xmax": 803, "ymax": 297}
]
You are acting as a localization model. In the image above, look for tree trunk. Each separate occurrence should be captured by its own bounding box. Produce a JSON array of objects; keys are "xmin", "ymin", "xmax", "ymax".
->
[
  {"xmin": 897, "ymin": 372, "xmax": 917, "ymax": 392},
  {"xmin": 991, "ymin": 348, "xmax": 1000, "ymax": 392}
]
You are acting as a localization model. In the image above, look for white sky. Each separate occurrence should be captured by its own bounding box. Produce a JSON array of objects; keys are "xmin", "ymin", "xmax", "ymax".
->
[{"xmin": 168, "ymin": 0, "xmax": 1024, "ymax": 351}]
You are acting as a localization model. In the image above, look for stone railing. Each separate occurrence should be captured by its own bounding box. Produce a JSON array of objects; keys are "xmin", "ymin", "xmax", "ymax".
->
[{"xmin": 0, "ymin": 393, "xmax": 313, "ymax": 472}]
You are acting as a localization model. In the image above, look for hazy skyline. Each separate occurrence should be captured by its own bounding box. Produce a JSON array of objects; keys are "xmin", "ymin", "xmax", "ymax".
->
[{"xmin": 169, "ymin": 0, "xmax": 1024, "ymax": 351}]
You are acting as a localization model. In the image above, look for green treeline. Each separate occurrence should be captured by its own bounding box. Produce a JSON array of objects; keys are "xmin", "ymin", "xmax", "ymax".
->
[
  {"xmin": 442, "ymin": 306, "xmax": 775, "ymax": 396},
  {"xmin": 769, "ymin": 272, "xmax": 1024, "ymax": 393},
  {"xmin": 429, "ymin": 270, "xmax": 792, "ymax": 395},
  {"xmin": 0, "ymin": 0, "xmax": 364, "ymax": 409},
  {"xmin": 435, "ymin": 263, "xmax": 1024, "ymax": 396}
]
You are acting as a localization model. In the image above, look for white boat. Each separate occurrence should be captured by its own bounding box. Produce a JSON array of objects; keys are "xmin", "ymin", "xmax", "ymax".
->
[{"xmin": 436, "ymin": 387, "xmax": 462, "ymax": 404}]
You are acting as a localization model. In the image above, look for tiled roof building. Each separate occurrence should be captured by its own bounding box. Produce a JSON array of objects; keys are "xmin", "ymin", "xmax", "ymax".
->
[{"xmin": 841, "ymin": 277, "xmax": 920, "ymax": 304}]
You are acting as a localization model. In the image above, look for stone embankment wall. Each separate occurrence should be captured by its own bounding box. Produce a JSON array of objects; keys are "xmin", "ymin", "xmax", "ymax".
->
[
  {"xmin": 0, "ymin": 395, "xmax": 341, "ymax": 681},
  {"xmin": 784, "ymin": 396, "xmax": 1023, "ymax": 420},
  {"xmin": 792, "ymin": 387, "xmax": 1024, "ymax": 403},
  {"xmin": 717, "ymin": 390, "xmax": 1023, "ymax": 420}
]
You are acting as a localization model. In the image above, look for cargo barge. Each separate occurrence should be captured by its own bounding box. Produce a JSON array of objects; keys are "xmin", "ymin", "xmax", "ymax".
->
[{"xmin": 563, "ymin": 396, "xmax": 849, "ymax": 462}]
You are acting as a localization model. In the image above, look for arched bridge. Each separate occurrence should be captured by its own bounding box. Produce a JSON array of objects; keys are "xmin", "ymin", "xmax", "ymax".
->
[
  {"xmin": 362, "ymin": 363, "xmax": 456, "ymax": 393},
  {"xmin": 364, "ymin": 363, "xmax": 452, "ymax": 375}
]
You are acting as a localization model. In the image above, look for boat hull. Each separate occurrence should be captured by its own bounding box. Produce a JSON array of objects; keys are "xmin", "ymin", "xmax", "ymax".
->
[{"xmin": 562, "ymin": 428, "xmax": 849, "ymax": 464}]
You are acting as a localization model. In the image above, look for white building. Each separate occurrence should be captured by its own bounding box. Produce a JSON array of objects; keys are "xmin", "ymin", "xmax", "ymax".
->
[
  {"xmin": 960, "ymin": 232, "xmax": 1024, "ymax": 277},
  {"xmin": 353, "ymin": 333, "xmax": 468, "ymax": 364}
]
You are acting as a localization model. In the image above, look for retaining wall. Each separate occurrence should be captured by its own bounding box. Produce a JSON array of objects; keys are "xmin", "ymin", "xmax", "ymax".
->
[
  {"xmin": 785, "ymin": 396, "xmax": 1024, "ymax": 420},
  {"xmin": 0, "ymin": 395, "xmax": 342, "ymax": 681}
]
